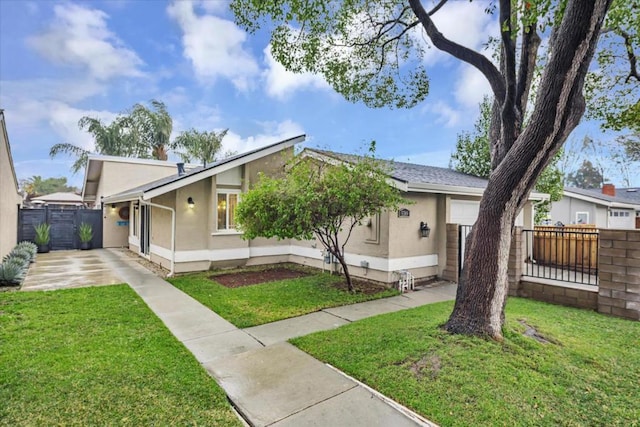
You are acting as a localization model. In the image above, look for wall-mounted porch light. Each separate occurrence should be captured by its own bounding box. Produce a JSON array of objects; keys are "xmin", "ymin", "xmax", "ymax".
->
[
  {"xmin": 111, "ymin": 203, "xmax": 116, "ymax": 210},
  {"xmin": 419, "ymin": 221, "xmax": 431, "ymax": 238},
  {"xmin": 187, "ymin": 197, "xmax": 195, "ymax": 208}
]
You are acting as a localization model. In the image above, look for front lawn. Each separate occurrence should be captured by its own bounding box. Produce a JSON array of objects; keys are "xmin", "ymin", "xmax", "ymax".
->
[
  {"xmin": 292, "ymin": 298, "xmax": 640, "ymax": 426},
  {"xmin": 0, "ymin": 285, "xmax": 241, "ymax": 426},
  {"xmin": 169, "ymin": 266, "xmax": 398, "ymax": 328}
]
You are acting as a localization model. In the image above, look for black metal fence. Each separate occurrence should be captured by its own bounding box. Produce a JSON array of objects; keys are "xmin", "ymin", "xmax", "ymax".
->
[{"xmin": 523, "ymin": 228, "xmax": 599, "ymax": 285}]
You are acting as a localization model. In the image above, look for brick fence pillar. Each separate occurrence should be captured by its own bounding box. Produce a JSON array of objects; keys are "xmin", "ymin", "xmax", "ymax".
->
[
  {"xmin": 508, "ymin": 226, "xmax": 524, "ymax": 296},
  {"xmin": 598, "ymin": 229, "xmax": 640, "ymax": 320},
  {"xmin": 442, "ymin": 224, "xmax": 459, "ymax": 283}
]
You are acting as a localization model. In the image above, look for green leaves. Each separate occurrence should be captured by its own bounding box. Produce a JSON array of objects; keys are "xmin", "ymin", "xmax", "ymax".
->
[
  {"xmin": 237, "ymin": 153, "xmax": 404, "ymax": 242},
  {"xmin": 232, "ymin": 0, "xmax": 430, "ymax": 108},
  {"xmin": 172, "ymin": 129, "xmax": 229, "ymax": 167}
]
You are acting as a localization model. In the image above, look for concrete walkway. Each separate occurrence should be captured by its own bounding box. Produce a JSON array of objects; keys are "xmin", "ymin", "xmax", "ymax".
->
[{"xmin": 100, "ymin": 249, "xmax": 450, "ymax": 426}]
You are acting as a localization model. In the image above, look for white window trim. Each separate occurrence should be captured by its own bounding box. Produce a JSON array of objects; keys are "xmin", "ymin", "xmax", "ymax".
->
[
  {"xmin": 215, "ymin": 190, "xmax": 241, "ymax": 232},
  {"xmin": 575, "ymin": 211, "xmax": 589, "ymax": 224}
]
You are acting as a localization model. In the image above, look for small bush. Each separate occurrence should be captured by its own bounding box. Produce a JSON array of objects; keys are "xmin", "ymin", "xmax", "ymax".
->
[
  {"xmin": 0, "ymin": 260, "xmax": 26, "ymax": 286},
  {"xmin": 16, "ymin": 241, "xmax": 37, "ymax": 260},
  {"xmin": 5, "ymin": 248, "xmax": 32, "ymax": 265}
]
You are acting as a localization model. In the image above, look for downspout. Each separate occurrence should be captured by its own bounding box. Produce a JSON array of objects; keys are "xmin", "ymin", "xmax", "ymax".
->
[{"xmin": 139, "ymin": 197, "xmax": 176, "ymax": 277}]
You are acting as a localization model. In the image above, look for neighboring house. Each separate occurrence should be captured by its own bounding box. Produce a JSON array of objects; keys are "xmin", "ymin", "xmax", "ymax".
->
[
  {"xmin": 29, "ymin": 192, "xmax": 85, "ymax": 209},
  {"xmin": 88, "ymin": 139, "xmax": 545, "ymax": 284},
  {"xmin": 0, "ymin": 110, "xmax": 22, "ymax": 259},
  {"xmin": 550, "ymin": 184, "xmax": 640, "ymax": 229}
]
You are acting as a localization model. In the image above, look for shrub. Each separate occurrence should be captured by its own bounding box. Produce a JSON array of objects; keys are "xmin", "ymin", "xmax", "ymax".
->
[
  {"xmin": 0, "ymin": 259, "xmax": 26, "ymax": 286},
  {"xmin": 34, "ymin": 223, "xmax": 51, "ymax": 246},
  {"xmin": 16, "ymin": 241, "xmax": 37, "ymax": 260},
  {"xmin": 78, "ymin": 223, "xmax": 93, "ymax": 243},
  {"xmin": 3, "ymin": 249, "xmax": 31, "ymax": 266}
]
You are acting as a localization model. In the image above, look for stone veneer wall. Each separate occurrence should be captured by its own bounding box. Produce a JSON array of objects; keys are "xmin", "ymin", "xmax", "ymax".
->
[
  {"xmin": 442, "ymin": 224, "xmax": 459, "ymax": 283},
  {"xmin": 597, "ymin": 229, "xmax": 640, "ymax": 320},
  {"xmin": 517, "ymin": 280, "xmax": 598, "ymax": 309}
]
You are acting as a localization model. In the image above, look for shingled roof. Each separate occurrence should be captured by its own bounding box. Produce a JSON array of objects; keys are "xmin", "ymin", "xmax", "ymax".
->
[
  {"xmin": 565, "ymin": 187, "xmax": 640, "ymax": 207},
  {"xmin": 307, "ymin": 149, "xmax": 489, "ymax": 188}
]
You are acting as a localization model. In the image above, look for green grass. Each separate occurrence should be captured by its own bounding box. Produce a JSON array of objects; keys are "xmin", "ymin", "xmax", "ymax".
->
[
  {"xmin": 292, "ymin": 298, "xmax": 640, "ymax": 427},
  {"xmin": 0, "ymin": 285, "xmax": 241, "ymax": 426},
  {"xmin": 169, "ymin": 269, "xmax": 399, "ymax": 328}
]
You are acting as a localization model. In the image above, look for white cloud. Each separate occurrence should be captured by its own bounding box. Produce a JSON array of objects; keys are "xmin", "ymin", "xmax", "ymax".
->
[
  {"xmin": 454, "ymin": 64, "xmax": 492, "ymax": 109},
  {"xmin": 262, "ymin": 45, "xmax": 331, "ymax": 100},
  {"xmin": 27, "ymin": 3, "xmax": 144, "ymax": 80},
  {"xmin": 167, "ymin": 0, "xmax": 259, "ymax": 90},
  {"xmin": 421, "ymin": 100, "xmax": 461, "ymax": 128},
  {"xmin": 222, "ymin": 120, "xmax": 305, "ymax": 154},
  {"xmin": 413, "ymin": 1, "xmax": 498, "ymax": 67}
]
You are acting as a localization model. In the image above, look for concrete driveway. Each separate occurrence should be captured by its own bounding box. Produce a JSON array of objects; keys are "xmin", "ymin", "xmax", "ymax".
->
[{"xmin": 21, "ymin": 249, "xmax": 125, "ymax": 291}]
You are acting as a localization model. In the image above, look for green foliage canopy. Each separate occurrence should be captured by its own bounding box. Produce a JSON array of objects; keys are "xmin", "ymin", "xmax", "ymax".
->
[
  {"xmin": 236, "ymin": 149, "xmax": 404, "ymax": 290},
  {"xmin": 173, "ymin": 129, "xmax": 228, "ymax": 167}
]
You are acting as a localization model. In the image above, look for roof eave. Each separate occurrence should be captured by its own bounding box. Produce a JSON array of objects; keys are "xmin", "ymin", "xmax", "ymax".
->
[
  {"xmin": 143, "ymin": 134, "xmax": 305, "ymax": 200},
  {"xmin": 563, "ymin": 190, "xmax": 640, "ymax": 209}
]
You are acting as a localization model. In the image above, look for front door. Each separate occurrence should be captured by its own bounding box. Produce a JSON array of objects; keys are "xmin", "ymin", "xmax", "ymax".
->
[{"xmin": 140, "ymin": 205, "xmax": 151, "ymax": 256}]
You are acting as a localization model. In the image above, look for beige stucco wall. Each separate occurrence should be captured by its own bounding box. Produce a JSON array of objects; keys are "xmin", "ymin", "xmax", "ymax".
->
[
  {"xmin": 244, "ymin": 148, "xmax": 293, "ymax": 190},
  {"xmin": 176, "ymin": 179, "xmax": 211, "ymax": 251},
  {"xmin": 102, "ymin": 202, "xmax": 130, "ymax": 247},
  {"xmin": 0, "ymin": 114, "xmax": 21, "ymax": 259},
  {"xmin": 95, "ymin": 161, "xmax": 178, "ymax": 205},
  {"xmin": 150, "ymin": 193, "xmax": 175, "ymax": 251}
]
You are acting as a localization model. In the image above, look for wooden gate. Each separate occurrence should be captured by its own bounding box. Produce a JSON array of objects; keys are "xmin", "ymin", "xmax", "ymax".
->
[{"xmin": 18, "ymin": 208, "xmax": 103, "ymax": 250}]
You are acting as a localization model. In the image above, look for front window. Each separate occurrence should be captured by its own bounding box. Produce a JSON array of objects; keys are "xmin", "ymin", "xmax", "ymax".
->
[
  {"xmin": 575, "ymin": 212, "xmax": 589, "ymax": 224},
  {"xmin": 217, "ymin": 191, "xmax": 239, "ymax": 230}
]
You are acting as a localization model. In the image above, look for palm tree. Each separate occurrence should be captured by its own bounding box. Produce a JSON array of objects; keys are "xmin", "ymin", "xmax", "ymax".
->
[
  {"xmin": 173, "ymin": 128, "xmax": 229, "ymax": 167},
  {"xmin": 49, "ymin": 116, "xmax": 142, "ymax": 173},
  {"xmin": 128, "ymin": 100, "xmax": 173, "ymax": 160}
]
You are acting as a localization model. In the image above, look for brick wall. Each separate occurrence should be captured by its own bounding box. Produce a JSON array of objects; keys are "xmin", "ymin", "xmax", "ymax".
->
[
  {"xmin": 598, "ymin": 229, "xmax": 640, "ymax": 320},
  {"xmin": 518, "ymin": 280, "xmax": 597, "ymax": 309},
  {"xmin": 508, "ymin": 226, "xmax": 523, "ymax": 296},
  {"xmin": 442, "ymin": 223, "xmax": 459, "ymax": 282}
]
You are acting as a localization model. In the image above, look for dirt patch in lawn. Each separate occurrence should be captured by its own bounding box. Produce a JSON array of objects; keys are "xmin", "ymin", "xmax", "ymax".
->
[
  {"xmin": 210, "ymin": 266, "xmax": 391, "ymax": 295},
  {"xmin": 211, "ymin": 268, "xmax": 310, "ymax": 288},
  {"xmin": 329, "ymin": 278, "xmax": 391, "ymax": 295}
]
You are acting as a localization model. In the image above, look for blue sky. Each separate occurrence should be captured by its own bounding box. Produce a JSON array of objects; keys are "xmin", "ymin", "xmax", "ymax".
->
[{"xmin": 0, "ymin": 0, "xmax": 633, "ymax": 189}]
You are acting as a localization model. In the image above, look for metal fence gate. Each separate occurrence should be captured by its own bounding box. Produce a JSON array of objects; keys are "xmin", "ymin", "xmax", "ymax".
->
[{"xmin": 18, "ymin": 208, "xmax": 103, "ymax": 250}]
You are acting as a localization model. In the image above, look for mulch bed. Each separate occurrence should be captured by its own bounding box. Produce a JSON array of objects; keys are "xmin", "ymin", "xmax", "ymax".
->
[
  {"xmin": 211, "ymin": 268, "xmax": 310, "ymax": 288},
  {"xmin": 210, "ymin": 267, "xmax": 390, "ymax": 294}
]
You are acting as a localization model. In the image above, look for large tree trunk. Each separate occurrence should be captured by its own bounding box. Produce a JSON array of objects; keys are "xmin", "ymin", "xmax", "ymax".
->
[{"xmin": 444, "ymin": 0, "xmax": 611, "ymax": 339}]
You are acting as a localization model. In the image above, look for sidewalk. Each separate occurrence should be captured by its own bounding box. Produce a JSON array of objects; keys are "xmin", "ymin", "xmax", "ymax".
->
[{"xmin": 104, "ymin": 249, "xmax": 449, "ymax": 426}]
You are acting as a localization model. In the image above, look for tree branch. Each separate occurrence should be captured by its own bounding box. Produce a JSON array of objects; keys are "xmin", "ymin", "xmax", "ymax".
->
[
  {"xmin": 408, "ymin": 0, "xmax": 506, "ymax": 103},
  {"xmin": 621, "ymin": 30, "xmax": 640, "ymax": 83},
  {"xmin": 515, "ymin": 26, "xmax": 541, "ymax": 121},
  {"xmin": 499, "ymin": 0, "xmax": 517, "ymax": 152}
]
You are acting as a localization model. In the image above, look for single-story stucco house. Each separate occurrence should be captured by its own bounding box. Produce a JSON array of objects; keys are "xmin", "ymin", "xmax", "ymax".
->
[
  {"xmin": 83, "ymin": 135, "xmax": 546, "ymax": 284},
  {"xmin": 0, "ymin": 110, "xmax": 22, "ymax": 259},
  {"xmin": 550, "ymin": 184, "xmax": 640, "ymax": 229}
]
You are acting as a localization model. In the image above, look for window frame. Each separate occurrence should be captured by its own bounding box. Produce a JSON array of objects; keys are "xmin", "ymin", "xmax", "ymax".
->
[
  {"xmin": 215, "ymin": 189, "xmax": 242, "ymax": 233},
  {"xmin": 575, "ymin": 211, "xmax": 589, "ymax": 224}
]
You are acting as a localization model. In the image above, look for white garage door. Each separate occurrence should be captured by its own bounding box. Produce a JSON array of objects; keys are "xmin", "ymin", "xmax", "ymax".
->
[
  {"xmin": 450, "ymin": 200, "xmax": 480, "ymax": 226},
  {"xmin": 451, "ymin": 199, "xmax": 525, "ymax": 226}
]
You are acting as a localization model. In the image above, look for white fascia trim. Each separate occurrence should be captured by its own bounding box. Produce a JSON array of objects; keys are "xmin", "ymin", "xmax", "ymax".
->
[
  {"xmin": 564, "ymin": 191, "xmax": 639, "ymax": 209},
  {"xmin": 166, "ymin": 244, "xmax": 438, "ymax": 272},
  {"xmin": 143, "ymin": 135, "xmax": 305, "ymax": 200},
  {"xmin": 103, "ymin": 192, "xmax": 144, "ymax": 204},
  {"xmin": 86, "ymin": 154, "xmax": 196, "ymax": 168},
  {"xmin": 407, "ymin": 183, "xmax": 548, "ymax": 201}
]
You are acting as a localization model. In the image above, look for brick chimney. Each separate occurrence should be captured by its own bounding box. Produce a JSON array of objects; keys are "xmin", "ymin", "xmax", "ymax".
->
[{"xmin": 602, "ymin": 183, "xmax": 615, "ymax": 197}]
